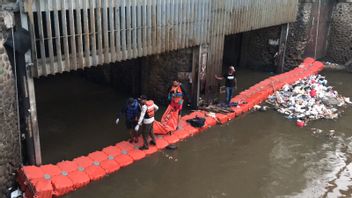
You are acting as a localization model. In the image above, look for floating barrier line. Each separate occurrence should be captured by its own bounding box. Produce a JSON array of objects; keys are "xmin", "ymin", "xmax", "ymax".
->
[{"xmin": 17, "ymin": 58, "xmax": 324, "ymax": 198}]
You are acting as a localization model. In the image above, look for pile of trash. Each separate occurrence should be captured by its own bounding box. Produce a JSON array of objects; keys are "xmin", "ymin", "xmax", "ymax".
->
[{"xmin": 267, "ymin": 74, "xmax": 351, "ymax": 126}]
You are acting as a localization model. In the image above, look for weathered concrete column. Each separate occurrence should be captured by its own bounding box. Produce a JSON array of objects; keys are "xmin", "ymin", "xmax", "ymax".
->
[
  {"xmin": 327, "ymin": 0, "xmax": 352, "ymax": 70},
  {"xmin": 0, "ymin": 11, "xmax": 21, "ymax": 197}
]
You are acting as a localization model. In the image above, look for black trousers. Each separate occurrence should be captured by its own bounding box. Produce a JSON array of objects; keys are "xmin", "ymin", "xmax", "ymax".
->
[{"xmin": 142, "ymin": 122, "xmax": 156, "ymax": 147}]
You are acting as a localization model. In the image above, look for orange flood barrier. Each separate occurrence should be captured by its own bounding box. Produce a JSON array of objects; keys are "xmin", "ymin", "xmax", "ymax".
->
[{"xmin": 18, "ymin": 58, "xmax": 324, "ymax": 198}]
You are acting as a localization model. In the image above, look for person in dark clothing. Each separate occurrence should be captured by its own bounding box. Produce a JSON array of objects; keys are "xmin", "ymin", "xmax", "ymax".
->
[
  {"xmin": 116, "ymin": 98, "xmax": 141, "ymax": 143},
  {"xmin": 215, "ymin": 66, "xmax": 238, "ymax": 104}
]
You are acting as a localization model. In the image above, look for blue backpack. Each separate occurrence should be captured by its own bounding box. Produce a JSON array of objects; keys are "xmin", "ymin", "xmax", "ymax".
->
[{"xmin": 126, "ymin": 100, "xmax": 139, "ymax": 121}]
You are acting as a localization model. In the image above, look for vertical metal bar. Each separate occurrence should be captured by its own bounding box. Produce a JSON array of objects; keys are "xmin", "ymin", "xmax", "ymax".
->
[
  {"xmin": 89, "ymin": 0, "xmax": 97, "ymax": 66},
  {"xmin": 35, "ymin": 0, "xmax": 47, "ymax": 75},
  {"xmin": 151, "ymin": 0, "xmax": 157, "ymax": 54},
  {"xmin": 44, "ymin": 0, "xmax": 55, "ymax": 74},
  {"xmin": 126, "ymin": 0, "xmax": 132, "ymax": 58},
  {"xmin": 142, "ymin": 0, "xmax": 147, "ymax": 56},
  {"xmin": 156, "ymin": 0, "xmax": 161, "ymax": 53},
  {"xmin": 69, "ymin": 0, "xmax": 78, "ymax": 70},
  {"xmin": 115, "ymin": 0, "xmax": 122, "ymax": 61},
  {"xmin": 137, "ymin": 0, "xmax": 143, "ymax": 57},
  {"xmin": 109, "ymin": 0, "xmax": 116, "ymax": 62},
  {"xmin": 76, "ymin": 0, "xmax": 84, "ymax": 68},
  {"xmin": 174, "ymin": 0, "xmax": 179, "ymax": 50},
  {"xmin": 165, "ymin": 0, "xmax": 169, "ymax": 51},
  {"xmin": 121, "ymin": 0, "xmax": 127, "ymax": 59},
  {"xmin": 53, "ymin": 0, "xmax": 63, "ymax": 73},
  {"xmin": 61, "ymin": 0, "xmax": 70, "ymax": 71},
  {"xmin": 83, "ymin": 0, "xmax": 91, "ymax": 66},
  {"xmin": 169, "ymin": 0, "xmax": 174, "ymax": 50},
  {"xmin": 132, "ymin": 0, "xmax": 138, "ymax": 57},
  {"xmin": 102, "ymin": 0, "xmax": 110, "ymax": 63},
  {"xmin": 96, "ymin": 0, "xmax": 103, "ymax": 64},
  {"xmin": 147, "ymin": 0, "xmax": 153, "ymax": 54}
]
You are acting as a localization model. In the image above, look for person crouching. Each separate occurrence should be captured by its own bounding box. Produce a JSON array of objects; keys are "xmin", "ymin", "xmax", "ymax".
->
[{"xmin": 135, "ymin": 95, "xmax": 159, "ymax": 150}]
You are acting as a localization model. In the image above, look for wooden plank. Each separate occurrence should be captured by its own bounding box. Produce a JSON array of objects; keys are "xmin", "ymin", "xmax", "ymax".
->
[
  {"xmin": 121, "ymin": 0, "xmax": 127, "ymax": 59},
  {"xmin": 35, "ymin": 0, "xmax": 47, "ymax": 75},
  {"xmin": 44, "ymin": 0, "xmax": 55, "ymax": 74},
  {"xmin": 142, "ymin": 0, "xmax": 147, "ymax": 56},
  {"xmin": 53, "ymin": 0, "xmax": 63, "ymax": 73},
  {"xmin": 69, "ymin": 0, "xmax": 78, "ymax": 70},
  {"xmin": 126, "ymin": 0, "xmax": 132, "ymax": 58},
  {"xmin": 89, "ymin": 0, "xmax": 97, "ymax": 66},
  {"xmin": 109, "ymin": 0, "xmax": 116, "ymax": 62},
  {"xmin": 102, "ymin": 0, "xmax": 110, "ymax": 62},
  {"xmin": 96, "ymin": 0, "xmax": 103, "ymax": 64},
  {"xmin": 76, "ymin": 0, "xmax": 84, "ymax": 68},
  {"xmin": 132, "ymin": 0, "xmax": 138, "ymax": 57},
  {"xmin": 114, "ymin": 0, "xmax": 122, "ymax": 61}
]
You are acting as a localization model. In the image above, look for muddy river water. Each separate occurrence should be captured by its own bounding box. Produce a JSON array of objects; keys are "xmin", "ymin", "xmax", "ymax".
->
[{"xmin": 35, "ymin": 70, "xmax": 352, "ymax": 198}]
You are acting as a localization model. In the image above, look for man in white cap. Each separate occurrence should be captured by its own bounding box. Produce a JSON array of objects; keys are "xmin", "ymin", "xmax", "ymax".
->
[{"xmin": 215, "ymin": 66, "xmax": 237, "ymax": 104}]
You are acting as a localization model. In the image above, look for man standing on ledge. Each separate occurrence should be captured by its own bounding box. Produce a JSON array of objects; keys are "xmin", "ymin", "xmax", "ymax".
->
[
  {"xmin": 215, "ymin": 66, "xmax": 238, "ymax": 104},
  {"xmin": 135, "ymin": 95, "xmax": 159, "ymax": 150}
]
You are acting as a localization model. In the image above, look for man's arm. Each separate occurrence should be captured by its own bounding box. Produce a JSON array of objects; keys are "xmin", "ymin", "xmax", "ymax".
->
[
  {"xmin": 214, "ymin": 74, "xmax": 224, "ymax": 80},
  {"xmin": 234, "ymin": 78, "xmax": 238, "ymax": 89},
  {"xmin": 137, "ymin": 105, "xmax": 147, "ymax": 125}
]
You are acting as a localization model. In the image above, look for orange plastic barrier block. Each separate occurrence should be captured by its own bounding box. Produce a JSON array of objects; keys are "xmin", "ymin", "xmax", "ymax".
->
[
  {"xmin": 27, "ymin": 179, "xmax": 53, "ymax": 198},
  {"xmin": 163, "ymin": 133, "xmax": 180, "ymax": 144},
  {"xmin": 51, "ymin": 174, "xmax": 74, "ymax": 196},
  {"xmin": 216, "ymin": 113, "xmax": 230, "ymax": 124},
  {"xmin": 19, "ymin": 166, "xmax": 43, "ymax": 181},
  {"xmin": 100, "ymin": 158, "xmax": 121, "ymax": 174},
  {"xmin": 231, "ymin": 106, "xmax": 243, "ymax": 116},
  {"xmin": 174, "ymin": 129, "xmax": 191, "ymax": 140},
  {"xmin": 57, "ymin": 161, "xmax": 78, "ymax": 173},
  {"xmin": 114, "ymin": 152, "xmax": 134, "ymax": 167},
  {"xmin": 73, "ymin": 156, "xmax": 93, "ymax": 168},
  {"xmin": 128, "ymin": 148, "xmax": 147, "ymax": 160},
  {"xmin": 67, "ymin": 170, "xmax": 90, "ymax": 189},
  {"xmin": 115, "ymin": 141, "xmax": 135, "ymax": 151},
  {"xmin": 135, "ymin": 137, "xmax": 159, "ymax": 155},
  {"xmin": 102, "ymin": 146, "xmax": 121, "ymax": 157},
  {"xmin": 85, "ymin": 164, "xmax": 106, "ymax": 181},
  {"xmin": 155, "ymin": 136, "xmax": 170, "ymax": 149},
  {"xmin": 40, "ymin": 164, "xmax": 61, "ymax": 177},
  {"xmin": 88, "ymin": 151, "xmax": 108, "ymax": 162}
]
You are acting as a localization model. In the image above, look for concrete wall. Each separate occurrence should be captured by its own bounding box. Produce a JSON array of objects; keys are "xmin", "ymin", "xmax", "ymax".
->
[
  {"xmin": 327, "ymin": 1, "xmax": 352, "ymax": 69},
  {"xmin": 0, "ymin": 10, "xmax": 21, "ymax": 197}
]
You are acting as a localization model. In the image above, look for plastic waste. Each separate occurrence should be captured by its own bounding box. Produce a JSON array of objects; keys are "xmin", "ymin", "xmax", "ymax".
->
[{"xmin": 267, "ymin": 74, "xmax": 350, "ymax": 126}]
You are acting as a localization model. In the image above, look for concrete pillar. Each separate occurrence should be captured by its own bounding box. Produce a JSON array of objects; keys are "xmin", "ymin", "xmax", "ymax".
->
[
  {"xmin": 0, "ymin": 11, "xmax": 21, "ymax": 197},
  {"xmin": 326, "ymin": 1, "xmax": 352, "ymax": 70}
]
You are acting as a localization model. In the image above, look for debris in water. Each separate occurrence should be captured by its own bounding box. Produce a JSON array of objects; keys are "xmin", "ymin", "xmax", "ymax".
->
[{"xmin": 267, "ymin": 74, "xmax": 351, "ymax": 126}]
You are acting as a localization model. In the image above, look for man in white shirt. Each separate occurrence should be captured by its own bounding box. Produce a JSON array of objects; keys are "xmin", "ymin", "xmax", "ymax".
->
[{"xmin": 135, "ymin": 95, "xmax": 159, "ymax": 150}]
